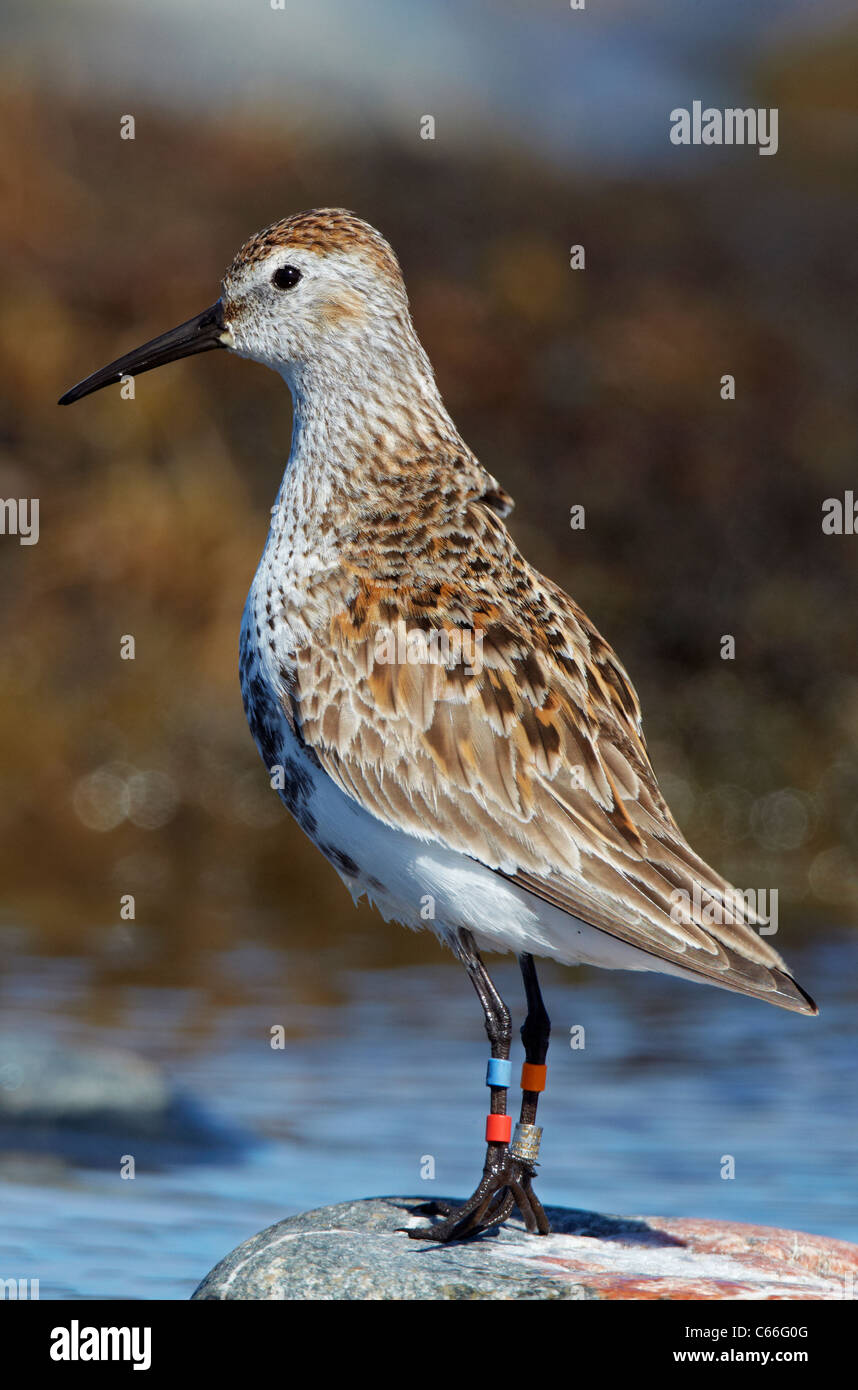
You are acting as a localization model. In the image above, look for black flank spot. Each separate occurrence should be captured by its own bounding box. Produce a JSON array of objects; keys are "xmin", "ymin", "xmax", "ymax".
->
[{"xmin": 323, "ymin": 846, "xmax": 360, "ymax": 876}]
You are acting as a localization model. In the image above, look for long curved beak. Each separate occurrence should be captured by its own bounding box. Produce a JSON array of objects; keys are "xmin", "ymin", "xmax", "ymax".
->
[{"xmin": 58, "ymin": 301, "xmax": 231, "ymax": 405}]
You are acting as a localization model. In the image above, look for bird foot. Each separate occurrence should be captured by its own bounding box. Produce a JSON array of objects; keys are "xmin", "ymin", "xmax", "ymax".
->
[{"xmin": 407, "ymin": 1154, "xmax": 550, "ymax": 1243}]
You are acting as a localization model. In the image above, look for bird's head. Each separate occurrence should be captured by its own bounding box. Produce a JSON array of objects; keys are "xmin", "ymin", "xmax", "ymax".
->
[{"xmin": 59, "ymin": 209, "xmax": 414, "ymax": 405}]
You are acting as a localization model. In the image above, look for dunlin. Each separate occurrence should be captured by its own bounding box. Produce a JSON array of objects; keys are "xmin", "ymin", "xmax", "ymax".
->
[{"xmin": 60, "ymin": 209, "xmax": 817, "ymax": 1242}]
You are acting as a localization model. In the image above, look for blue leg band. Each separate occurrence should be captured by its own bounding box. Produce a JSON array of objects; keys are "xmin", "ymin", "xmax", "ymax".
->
[{"xmin": 486, "ymin": 1057, "xmax": 513, "ymax": 1087}]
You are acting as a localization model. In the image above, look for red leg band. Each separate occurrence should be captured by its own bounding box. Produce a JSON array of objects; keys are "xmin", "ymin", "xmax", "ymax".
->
[{"xmin": 485, "ymin": 1113, "xmax": 512, "ymax": 1143}]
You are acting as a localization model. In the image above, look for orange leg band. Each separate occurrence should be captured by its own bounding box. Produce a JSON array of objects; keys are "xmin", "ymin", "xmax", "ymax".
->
[{"xmin": 521, "ymin": 1062, "xmax": 547, "ymax": 1092}]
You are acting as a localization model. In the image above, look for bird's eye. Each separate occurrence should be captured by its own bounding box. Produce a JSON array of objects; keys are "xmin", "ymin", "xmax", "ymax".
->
[{"xmin": 272, "ymin": 265, "xmax": 302, "ymax": 290}]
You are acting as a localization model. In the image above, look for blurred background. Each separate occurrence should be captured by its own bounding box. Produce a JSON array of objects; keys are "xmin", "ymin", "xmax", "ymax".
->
[{"xmin": 0, "ymin": 0, "xmax": 856, "ymax": 1298}]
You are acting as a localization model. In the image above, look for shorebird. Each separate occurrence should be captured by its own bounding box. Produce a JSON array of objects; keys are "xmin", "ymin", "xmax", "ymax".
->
[{"xmin": 60, "ymin": 209, "xmax": 817, "ymax": 1242}]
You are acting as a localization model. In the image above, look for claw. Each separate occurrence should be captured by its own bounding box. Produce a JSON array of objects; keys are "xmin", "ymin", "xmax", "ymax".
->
[
  {"xmin": 411, "ymin": 1199, "xmax": 456, "ymax": 1217},
  {"xmin": 407, "ymin": 1158, "xmax": 550, "ymax": 1243}
]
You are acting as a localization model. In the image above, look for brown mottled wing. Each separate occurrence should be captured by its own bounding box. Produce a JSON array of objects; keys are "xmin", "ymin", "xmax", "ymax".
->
[{"xmin": 293, "ymin": 499, "xmax": 815, "ymax": 1016}]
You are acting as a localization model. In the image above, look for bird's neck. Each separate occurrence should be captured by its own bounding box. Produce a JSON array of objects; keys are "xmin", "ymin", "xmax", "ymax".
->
[{"xmin": 271, "ymin": 335, "xmax": 466, "ymax": 530}]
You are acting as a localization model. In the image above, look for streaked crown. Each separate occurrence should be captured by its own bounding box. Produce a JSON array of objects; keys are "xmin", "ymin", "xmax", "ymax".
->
[{"xmin": 225, "ymin": 208, "xmax": 404, "ymax": 288}]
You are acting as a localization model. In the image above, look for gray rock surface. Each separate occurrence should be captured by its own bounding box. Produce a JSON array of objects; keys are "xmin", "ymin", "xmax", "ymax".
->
[
  {"xmin": 0, "ymin": 1034, "xmax": 168, "ymax": 1124},
  {"xmin": 192, "ymin": 1195, "xmax": 858, "ymax": 1300},
  {"xmin": 0, "ymin": 1033, "xmax": 248, "ymax": 1168}
]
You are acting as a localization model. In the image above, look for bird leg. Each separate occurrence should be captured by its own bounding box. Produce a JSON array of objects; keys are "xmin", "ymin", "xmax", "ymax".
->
[
  {"xmin": 408, "ymin": 936, "xmax": 551, "ymax": 1242},
  {"xmin": 509, "ymin": 952, "xmax": 552, "ymax": 1235}
]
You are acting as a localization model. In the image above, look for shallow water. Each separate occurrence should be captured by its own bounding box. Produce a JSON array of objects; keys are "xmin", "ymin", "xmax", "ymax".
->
[{"xmin": 0, "ymin": 934, "xmax": 854, "ymax": 1300}]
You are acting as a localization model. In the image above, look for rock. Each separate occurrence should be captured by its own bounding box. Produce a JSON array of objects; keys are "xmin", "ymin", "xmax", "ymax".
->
[
  {"xmin": 0, "ymin": 1035, "xmax": 169, "ymax": 1124},
  {"xmin": 0, "ymin": 1034, "xmax": 249, "ymax": 1169},
  {"xmin": 192, "ymin": 1196, "xmax": 858, "ymax": 1300}
]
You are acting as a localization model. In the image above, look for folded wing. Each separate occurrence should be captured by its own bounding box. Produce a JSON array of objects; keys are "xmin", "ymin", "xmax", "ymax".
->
[{"xmin": 291, "ymin": 496, "xmax": 815, "ymax": 1016}]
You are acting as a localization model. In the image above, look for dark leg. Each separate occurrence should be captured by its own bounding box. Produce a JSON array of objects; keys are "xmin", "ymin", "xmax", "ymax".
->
[
  {"xmin": 409, "ymin": 936, "xmax": 551, "ymax": 1242},
  {"xmin": 510, "ymin": 953, "xmax": 551, "ymax": 1234}
]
